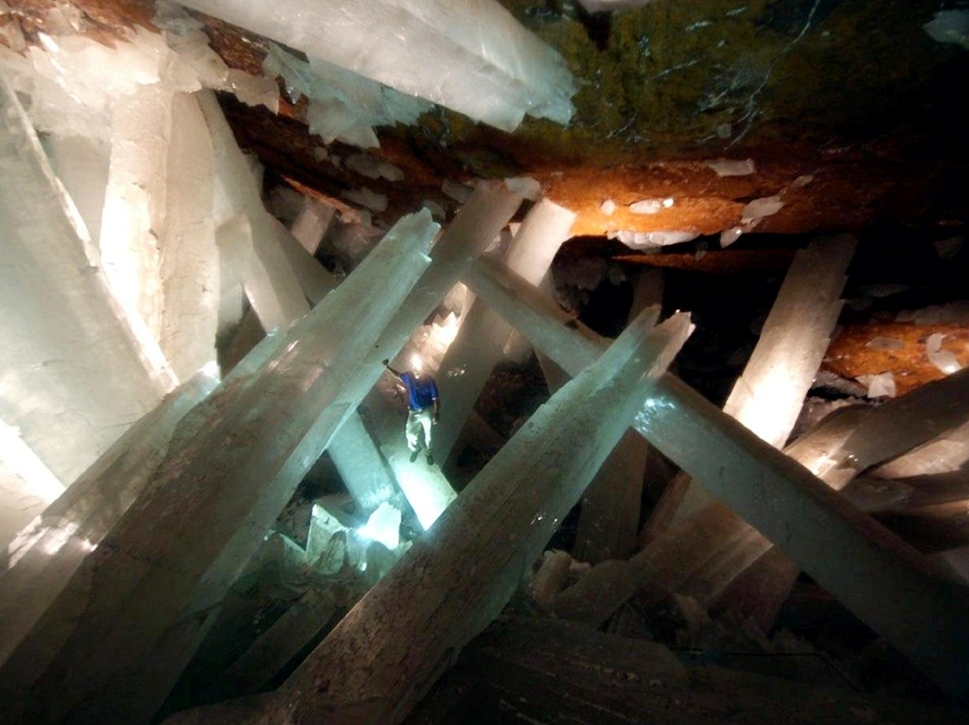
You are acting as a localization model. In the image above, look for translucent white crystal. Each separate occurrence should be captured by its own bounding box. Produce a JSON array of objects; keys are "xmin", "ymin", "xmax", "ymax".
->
[
  {"xmin": 342, "ymin": 187, "xmax": 389, "ymax": 213},
  {"xmin": 433, "ymin": 199, "xmax": 575, "ymax": 462},
  {"xmin": 924, "ymin": 9, "xmax": 969, "ymax": 49},
  {"xmin": 865, "ymin": 336, "xmax": 904, "ymax": 351},
  {"xmin": 671, "ymin": 235, "xmax": 857, "ymax": 522},
  {"xmin": 0, "ymin": 211, "xmax": 440, "ymax": 724},
  {"xmin": 629, "ymin": 198, "xmax": 664, "ymax": 214},
  {"xmin": 329, "ymin": 415, "xmax": 399, "ymax": 514},
  {"xmin": 706, "ymin": 158, "xmax": 756, "ymax": 177},
  {"xmin": 0, "ymin": 369, "xmax": 216, "ymax": 667},
  {"xmin": 180, "ymin": 0, "xmax": 576, "ymax": 132},
  {"xmin": 600, "ymin": 199, "xmax": 616, "ymax": 215},
  {"xmin": 157, "ymin": 92, "xmax": 219, "ymax": 380},
  {"xmin": 422, "ymin": 199, "xmax": 447, "ymax": 219},
  {"xmin": 200, "ymin": 90, "xmax": 311, "ymax": 330},
  {"xmin": 611, "ymin": 229, "xmax": 699, "ymax": 249},
  {"xmin": 0, "ymin": 29, "xmax": 170, "ymax": 142},
  {"xmin": 0, "ymin": 69, "xmax": 170, "ymax": 485},
  {"xmin": 442, "ymin": 179, "xmax": 474, "ymax": 204},
  {"xmin": 926, "ymin": 333, "xmax": 962, "ymax": 375},
  {"xmin": 0, "ymin": 419, "xmax": 64, "ymax": 551},
  {"xmin": 345, "ymin": 153, "xmax": 405, "ymax": 181},
  {"xmin": 741, "ymin": 195, "xmax": 784, "ymax": 223},
  {"xmin": 720, "ymin": 225, "xmax": 745, "ymax": 248},
  {"xmin": 45, "ymin": 134, "xmax": 110, "ymax": 248},
  {"xmin": 289, "ymin": 197, "xmax": 336, "ymax": 255},
  {"xmin": 858, "ymin": 372, "xmax": 897, "ymax": 398},
  {"xmin": 504, "ymin": 176, "xmax": 542, "ymax": 200}
]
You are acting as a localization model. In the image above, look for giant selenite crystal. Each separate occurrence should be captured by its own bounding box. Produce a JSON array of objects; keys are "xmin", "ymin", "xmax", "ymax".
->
[
  {"xmin": 0, "ymin": 70, "xmax": 170, "ymax": 486},
  {"xmin": 0, "ymin": 210, "xmax": 438, "ymax": 725},
  {"xmin": 465, "ymin": 251, "xmax": 969, "ymax": 700},
  {"xmin": 434, "ymin": 198, "xmax": 575, "ymax": 464},
  {"xmin": 0, "ymin": 369, "xmax": 218, "ymax": 668},
  {"xmin": 200, "ymin": 91, "xmax": 311, "ymax": 331},
  {"xmin": 161, "ymin": 309, "xmax": 692, "ymax": 725},
  {"xmin": 178, "ymin": 0, "xmax": 576, "ymax": 132}
]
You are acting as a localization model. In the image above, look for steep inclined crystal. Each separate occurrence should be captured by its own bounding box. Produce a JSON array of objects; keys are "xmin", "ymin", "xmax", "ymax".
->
[
  {"xmin": 0, "ymin": 419, "xmax": 64, "ymax": 552},
  {"xmin": 161, "ymin": 310, "xmax": 691, "ymax": 725},
  {"xmin": 199, "ymin": 90, "xmax": 310, "ymax": 330},
  {"xmin": 668, "ymin": 235, "xmax": 856, "ymax": 526},
  {"xmin": 0, "ymin": 210, "xmax": 438, "ymax": 725},
  {"xmin": 158, "ymin": 92, "xmax": 219, "ymax": 379},
  {"xmin": 328, "ymin": 414, "xmax": 399, "ymax": 515},
  {"xmin": 0, "ymin": 369, "xmax": 217, "ymax": 668},
  {"xmin": 573, "ymin": 270, "xmax": 663, "ymax": 563},
  {"xmin": 179, "ymin": 0, "xmax": 576, "ymax": 132},
  {"xmin": 0, "ymin": 69, "xmax": 170, "ymax": 486},
  {"xmin": 466, "ymin": 250, "xmax": 969, "ymax": 700},
  {"xmin": 434, "ymin": 198, "xmax": 575, "ymax": 463}
]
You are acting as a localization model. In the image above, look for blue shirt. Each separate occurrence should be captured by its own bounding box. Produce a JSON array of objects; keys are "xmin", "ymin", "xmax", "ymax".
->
[{"xmin": 400, "ymin": 372, "xmax": 438, "ymax": 411}]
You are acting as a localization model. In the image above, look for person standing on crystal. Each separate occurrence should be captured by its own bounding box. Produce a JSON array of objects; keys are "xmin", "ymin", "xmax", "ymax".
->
[{"xmin": 382, "ymin": 359, "xmax": 440, "ymax": 464}]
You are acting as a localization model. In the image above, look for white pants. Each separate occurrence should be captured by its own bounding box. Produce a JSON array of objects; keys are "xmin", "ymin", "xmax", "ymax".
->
[{"xmin": 406, "ymin": 407, "xmax": 434, "ymax": 452}]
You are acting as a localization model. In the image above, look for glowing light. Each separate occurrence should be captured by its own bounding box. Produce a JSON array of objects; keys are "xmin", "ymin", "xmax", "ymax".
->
[
  {"xmin": 433, "ymin": 313, "xmax": 460, "ymax": 346},
  {"xmin": 200, "ymin": 360, "xmax": 222, "ymax": 380},
  {"xmin": 410, "ymin": 352, "xmax": 423, "ymax": 372},
  {"xmin": 0, "ymin": 418, "xmax": 64, "ymax": 504},
  {"xmin": 6, "ymin": 519, "xmax": 97, "ymax": 569},
  {"xmin": 389, "ymin": 453, "xmax": 457, "ymax": 531},
  {"xmin": 356, "ymin": 502, "xmax": 402, "ymax": 550}
]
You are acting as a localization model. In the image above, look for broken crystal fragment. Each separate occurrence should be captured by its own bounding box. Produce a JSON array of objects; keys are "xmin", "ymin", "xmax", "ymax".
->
[
  {"xmin": 611, "ymin": 230, "xmax": 699, "ymax": 249},
  {"xmin": 600, "ymin": 199, "xmax": 617, "ymax": 215},
  {"xmin": 741, "ymin": 195, "xmax": 784, "ymax": 223},
  {"xmin": 926, "ymin": 333, "xmax": 962, "ymax": 375},
  {"xmin": 504, "ymin": 176, "xmax": 542, "ymax": 200},
  {"xmin": 629, "ymin": 199, "xmax": 664, "ymax": 214},
  {"xmin": 865, "ymin": 336, "xmax": 904, "ymax": 351},
  {"xmin": 706, "ymin": 158, "xmax": 756, "ymax": 176},
  {"xmin": 858, "ymin": 372, "xmax": 897, "ymax": 398},
  {"xmin": 358, "ymin": 502, "xmax": 402, "ymax": 551},
  {"xmin": 720, "ymin": 225, "xmax": 745, "ymax": 248},
  {"xmin": 342, "ymin": 187, "xmax": 389, "ymax": 213},
  {"xmin": 345, "ymin": 153, "xmax": 404, "ymax": 181}
]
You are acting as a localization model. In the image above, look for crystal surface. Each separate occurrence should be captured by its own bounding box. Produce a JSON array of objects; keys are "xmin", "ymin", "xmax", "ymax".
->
[
  {"xmin": 0, "ymin": 211, "xmax": 437, "ymax": 725},
  {"xmin": 0, "ymin": 70, "xmax": 170, "ymax": 486},
  {"xmin": 434, "ymin": 199, "xmax": 575, "ymax": 463},
  {"xmin": 0, "ymin": 370, "xmax": 217, "ymax": 668},
  {"xmin": 274, "ymin": 310, "xmax": 691, "ymax": 724},
  {"xmin": 199, "ymin": 90, "xmax": 311, "ymax": 330},
  {"xmin": 180, "ymin": 0, "xmax": 576, "ymax": 132}
]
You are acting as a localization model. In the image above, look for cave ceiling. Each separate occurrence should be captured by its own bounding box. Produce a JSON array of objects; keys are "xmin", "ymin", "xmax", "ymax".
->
[{"xmin": 4, "ymin": 0, "xmax": 969, "ymax": 393}]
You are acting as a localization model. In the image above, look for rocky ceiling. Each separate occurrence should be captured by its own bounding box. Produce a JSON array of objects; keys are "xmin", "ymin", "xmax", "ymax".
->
[{"xmin": 4, "ymin": 0, "xmax": 969, "ymax": 393}]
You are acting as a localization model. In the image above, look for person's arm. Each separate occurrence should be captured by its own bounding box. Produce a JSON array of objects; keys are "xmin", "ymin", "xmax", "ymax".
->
[{"xmin": 381, "ymin": 359, "xmax": 402, "ymax": 380}]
